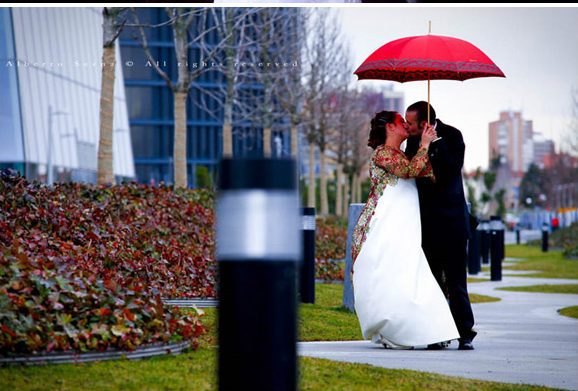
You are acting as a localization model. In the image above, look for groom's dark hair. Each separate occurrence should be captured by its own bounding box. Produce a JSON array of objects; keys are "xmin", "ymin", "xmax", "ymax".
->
[
  {"xmin": 368, "ymin": 111, "xmax": 396, "ymax": 150},
  {"xmin": 407, "ymin": 101, "xmax": 436, "ymax": 125}
]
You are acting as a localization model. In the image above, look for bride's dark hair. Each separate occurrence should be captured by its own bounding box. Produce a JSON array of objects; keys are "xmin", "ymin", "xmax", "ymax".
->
[{"xmin": 367, "ymin": 110, "xmax": 397, "ymax": 150}]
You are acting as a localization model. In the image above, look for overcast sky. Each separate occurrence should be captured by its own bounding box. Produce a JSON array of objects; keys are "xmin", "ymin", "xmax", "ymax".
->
[{"xmin": 335, "ymin": 5, "xmax": 578, "ymax": 172}]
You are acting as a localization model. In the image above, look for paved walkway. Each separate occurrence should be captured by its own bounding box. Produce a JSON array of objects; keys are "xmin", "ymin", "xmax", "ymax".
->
[{"xmin": 298, "ymin": 261, "xmax": 578, "ymax": 390}]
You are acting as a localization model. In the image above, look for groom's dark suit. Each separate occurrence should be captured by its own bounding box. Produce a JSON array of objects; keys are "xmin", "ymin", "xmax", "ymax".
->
[{"xmin": 406, "ymin": 119, "xmax": 476, "ymax": 342}]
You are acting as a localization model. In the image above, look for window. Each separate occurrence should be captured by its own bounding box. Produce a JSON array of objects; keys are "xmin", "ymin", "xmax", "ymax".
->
[
  {"xmin": 131, "ymin": 126, "xmax": 170, "ymax": 158},
  {"xmin": 126, "ymin": 86, "xmax": 158, "ymax": 119},
  {"xmin": 0, "ymin": 9, "xmax": 24, "ymax": 162}
]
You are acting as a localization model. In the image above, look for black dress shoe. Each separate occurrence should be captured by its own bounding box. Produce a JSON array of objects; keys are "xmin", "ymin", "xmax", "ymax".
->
[
  {"xmin": 458, "ymin": 340, "xmax": 474, "ymax": 350},
  {"xmin": 427, "ymin": 342, "xmax": 448, "ymax": 350}
]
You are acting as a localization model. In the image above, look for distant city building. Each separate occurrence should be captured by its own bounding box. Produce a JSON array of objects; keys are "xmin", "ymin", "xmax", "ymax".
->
[
  {"xmin": 381, "ymin": 84, "xmax": 405, "ymax": 114},
  {"xmin": 358, "ymin": 85, "xmax": 405, "ymax": 117},
  {"xmin": 0, "ymin": 8, "xmax": 135, "ymax": 183},
  {"xmin": 487, "ymin": 110, "xmax": 562, "ymax": 212},
  {"xmin": 543, "ymin": 152, "xmax": 578, "ymax": 170},
  {"xmin": 533, "ymin": 137, "xmax": 555, "ymax": 169},
  {"xmin": 488, "ymin": 111, "xmax": 534, "ymax": 178}
]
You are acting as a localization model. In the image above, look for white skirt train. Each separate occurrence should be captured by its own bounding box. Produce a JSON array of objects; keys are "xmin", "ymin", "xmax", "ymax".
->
[{"xmin": 353, "ymin": 178, "xmax": 460, "ymax": 348}]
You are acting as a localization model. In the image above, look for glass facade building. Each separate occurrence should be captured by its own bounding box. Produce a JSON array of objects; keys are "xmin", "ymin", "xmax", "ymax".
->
[
  {"xmin": 120, "ymin": 8, "xmax": 299, "ymax": 188},
  {"xmin": 0, "ymin": 8, "xmax": 25, "ymax": 174},
  {"xmin": 0, "ymin": 7, "xmax": 300, "ymax": 187}
]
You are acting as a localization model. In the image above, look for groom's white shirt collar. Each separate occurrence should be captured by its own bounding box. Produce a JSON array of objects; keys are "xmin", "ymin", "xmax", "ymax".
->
[{"xmin": 432, "ymin": 120, "xmax": 442, "ymax": 143}]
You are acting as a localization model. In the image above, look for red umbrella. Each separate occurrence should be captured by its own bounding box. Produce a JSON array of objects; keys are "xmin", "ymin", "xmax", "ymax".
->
[{"xmin": 354, "ymin": 31, "xmax": 505, "ymax": 122}]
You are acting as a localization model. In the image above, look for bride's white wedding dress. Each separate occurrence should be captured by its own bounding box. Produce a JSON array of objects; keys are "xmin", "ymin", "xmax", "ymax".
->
[{"xmin": 352, "ymin": 144, "xmax": 459, "ymax": 348}]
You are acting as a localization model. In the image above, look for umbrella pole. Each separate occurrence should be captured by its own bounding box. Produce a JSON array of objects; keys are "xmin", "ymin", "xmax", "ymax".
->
[
  {"xmin": 428, "ymin": 21, "xmax": 431, "ymax": 125},
  {"xmin": 427, "ymin": 78, "xmax": 430, "ymax": 124}
]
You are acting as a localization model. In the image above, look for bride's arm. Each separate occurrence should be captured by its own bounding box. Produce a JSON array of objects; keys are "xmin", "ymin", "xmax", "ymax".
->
[{"xmin": 374, "ymin": 146, "xmax": 430, "ymax": 179}]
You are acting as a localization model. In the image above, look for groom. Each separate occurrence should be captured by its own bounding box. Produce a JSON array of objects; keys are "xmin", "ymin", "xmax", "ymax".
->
[{"xmin": 404, "ymin": 101, "xmax": 477, "ymax": 350}]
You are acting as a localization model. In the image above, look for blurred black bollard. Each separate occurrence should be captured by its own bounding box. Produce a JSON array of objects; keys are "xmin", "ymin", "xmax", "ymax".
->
[
  {"xmin": 499, "ymin": 224, "xmax": 505, "ymax": 261},
  {"xmin": 479, "ymin": 220, "xmax": 490, "ymax": 265},
  {"xmin": 489, "ymin": 216, "xmax": 505, "ymax": 281},
  {"xmin": 468, "ymin": 226, "xmax": 481, "ymax": 275},
  {"xmin": 217, "ymin": 159, "xmax": 300, "ymax": 391},
  {"xmin": 541, "ymin": 222, "xmax": 549, "ymax": 252},
  {"xmin": 300, "ymin": 207, "xmax": 316, "ymax": 304},
  {"xmin": 515, "ymin": 228, "xmax": 521, "ymax": 245},
  {"xmin": 343, "ymin": 203, "xmax": 364, "ymax": 312}
]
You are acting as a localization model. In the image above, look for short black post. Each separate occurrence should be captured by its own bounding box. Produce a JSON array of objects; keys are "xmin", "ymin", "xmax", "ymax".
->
[
  {"xmin": 489, "ymin": 216, "xmax": 504, "ymax": 281},
  {"xmin": 515, "ymin": 228, "xmax": 521, "ymax": 245},
  {"xmin": 217, "ymin": 159, "xmax": 299, "ymax": 391},
  {"xmin": 479, "ymin": 220, "xmax": 490, "ymax": 265},
  {"xmin": 499, "ymin": 222, "xmax": 505, "ymax": 261},
  {"xmin": 468, "ymin": 226, "xmax": 481, "ymax": 275},
  {"xmin": 300, "ymin": 207, "xmax": 316, "ymax": 304},
  {"xmin": 541, "ymin": 222, "xmax": 549, "ymax": 252}
]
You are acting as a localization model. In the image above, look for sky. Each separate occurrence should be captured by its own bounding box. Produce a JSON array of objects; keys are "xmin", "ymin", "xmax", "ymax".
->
[{"xmin": 335, "ymin": 5, "xmax": 578, "ymax": 172}]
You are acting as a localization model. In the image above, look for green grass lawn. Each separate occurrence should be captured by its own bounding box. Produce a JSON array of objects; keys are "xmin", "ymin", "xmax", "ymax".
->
[
  {"xmin": 468, "ymin": 277, "xmax": 490, "ymax": 283},
  {"xmin": 0, "ymin": 284, "xmax": 514, "ymax": 391},
  {"xmin": 469, "ymin": 293, "xmax": 501, "ymax": 303},
  {"xmin": 0, "ymin": 347, "xmax": 554, "ymax": 391},
  {"xmin": 497, "ymin": 284, "xmax": 578, "ymax": 294},
  {"xmin": 504, "ymin": 245, "xmax": 578, "ymax": 279},
  {"xmin": 558, "ymin": 306, "xmax": 578, "ymax": 319}
]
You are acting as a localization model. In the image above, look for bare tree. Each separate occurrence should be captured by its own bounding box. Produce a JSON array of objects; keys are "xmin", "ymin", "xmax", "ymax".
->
[
  {"xmin": 191, "ymin": 9, "xmax": 298, "ymax": 160},
  {"xmin": 275, "ymin": 9, "xmax": 307, "ymax": 158},
  {"xmin": 241, "ymin": 9, "xmax": 293, "ymax": 158},
  {"xmin": 208, "ymin": 8, "xmax": 261, "ymax": 158},
  {"xmin": 130, "ymin": 8, "xmax": 246, "ymax": 187},
  {"xmin": 97, "ymin": 7, "xmax": 127, "ymax": 185},
  {"xmin": 346, "ymin": 88, "xmax": 384, "ymax": 207},
  {"xmin": 329, "ymin": 87, "xmax": 367, "ymax": 217},
  {"xmin": 565, "ymin": 87, "xmax": 578, "ymax": 156},
  {"xmin": 302, "ymin": 9, "xmax": 347, "ymax": 215}
]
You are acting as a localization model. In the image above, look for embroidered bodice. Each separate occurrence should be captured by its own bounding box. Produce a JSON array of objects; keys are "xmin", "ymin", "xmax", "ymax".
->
[{"xmin": 351, "ymin": 144, "xmax": 434, "ymax": 264}]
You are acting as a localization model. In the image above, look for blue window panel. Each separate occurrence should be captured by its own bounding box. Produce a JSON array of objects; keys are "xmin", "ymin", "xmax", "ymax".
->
[{"xmin": 0, "ymin": 8, "xmax": 24, "ymax": 163}]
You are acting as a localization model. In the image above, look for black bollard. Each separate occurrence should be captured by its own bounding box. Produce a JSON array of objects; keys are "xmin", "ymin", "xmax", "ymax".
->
[
  {"xmin": 479, "ymin": 220, "xmax": 490, "ymax": 265},
  {"xmin": 300, "ymin": 207, "xmax": 316, "ymax": 304},
  {"xmin": 516, "ymin": 228, "xmax": 521, "ymax": 245},
  {"xmin": 217, "ymin": 159, "xmax": 300, "ymax": 391},
  {"xmin": 467, "ymin": 226, "xmax": 481, "ymax": 275},
  {"xmin": 498, "ymin": 223, "xmax": 505, "ymax": 262},
  {"xmin": 489, "ymin": 216, "xmax": 504, "ymax": 281},
  {"xmin": 541, "ymin": 222, "xmax": 549, "ymax": 252}
]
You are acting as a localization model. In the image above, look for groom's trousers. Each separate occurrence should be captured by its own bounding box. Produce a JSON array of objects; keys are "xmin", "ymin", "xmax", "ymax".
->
[{"xmin": 422, "ymin": 229, "xmax": 476, "ymax": 341}]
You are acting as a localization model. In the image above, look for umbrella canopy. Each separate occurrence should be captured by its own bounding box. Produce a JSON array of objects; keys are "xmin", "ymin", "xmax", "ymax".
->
[{"xmin": 354, "ymin": 34, "xmax": 506, "ymax": 82}]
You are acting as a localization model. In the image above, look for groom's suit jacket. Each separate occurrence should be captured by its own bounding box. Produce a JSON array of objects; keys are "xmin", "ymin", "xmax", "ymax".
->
[{"xmin": 405, "ymin": 119, "xmax": 471, "ymax": 242}]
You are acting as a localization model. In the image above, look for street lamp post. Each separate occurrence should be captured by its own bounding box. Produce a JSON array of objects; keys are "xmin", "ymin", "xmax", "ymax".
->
[{"xmin": 46, "ymin": 105, "xmax": 68, "ymax": 185}]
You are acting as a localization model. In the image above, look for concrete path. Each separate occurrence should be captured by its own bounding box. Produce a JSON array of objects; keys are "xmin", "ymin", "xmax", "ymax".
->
[{"xmin": 298, "ymin": 263, "xmax": 578, "ymax": 390}]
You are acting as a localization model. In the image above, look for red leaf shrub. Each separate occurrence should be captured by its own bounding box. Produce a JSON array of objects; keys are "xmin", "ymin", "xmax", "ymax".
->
[
  {"xmin": 0, "ymin": 242, "xmax": 205, "ymax": 355},
  {"xmin": 0, "ymin": 170, "xmax": 215, "ymax": 355},
  {"xmin": 315, "ymin": 217, "xmax": 347, "ymax": 281},
  {"xmin": 0, "ymin": 170, "xmax": 215, "ymax": 298}
]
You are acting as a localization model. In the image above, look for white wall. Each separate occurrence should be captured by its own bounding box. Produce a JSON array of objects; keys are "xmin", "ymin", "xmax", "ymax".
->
[{"xmin": 11, "ymin": 7, "xmax": 134, "ymax": 178}]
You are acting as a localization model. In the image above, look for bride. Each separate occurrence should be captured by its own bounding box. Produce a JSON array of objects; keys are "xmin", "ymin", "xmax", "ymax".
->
[{"xmin": 351, "ymin": 110, "xmax": 459, "ymax": 349}]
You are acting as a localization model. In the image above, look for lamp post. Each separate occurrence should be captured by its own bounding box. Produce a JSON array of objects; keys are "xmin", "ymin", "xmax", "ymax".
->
[
  {"xmin": 525, "ymin": 197, "xmax": 534, "ymax": 229},
  {"xmin": 47, "ymin": 105, "xmax": 68, "ymax": 185}
]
